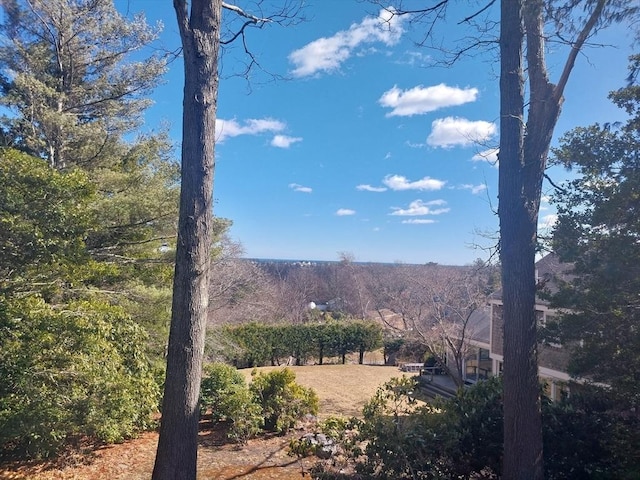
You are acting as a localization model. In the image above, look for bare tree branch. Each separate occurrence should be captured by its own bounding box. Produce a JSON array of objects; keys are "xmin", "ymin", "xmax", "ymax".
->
[{"xmin": 458, "ymin": 0, "xmax": 497, "ymax": 25}]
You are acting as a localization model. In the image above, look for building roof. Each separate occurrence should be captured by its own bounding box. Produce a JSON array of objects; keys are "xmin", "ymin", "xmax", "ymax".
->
[
  {"xmin": 466, "ymin": 306, "xmax": 491, "ymax": 345},
  {"xmin": 489, "ymin": 253, "xmax": 574, "ymax": 304}
]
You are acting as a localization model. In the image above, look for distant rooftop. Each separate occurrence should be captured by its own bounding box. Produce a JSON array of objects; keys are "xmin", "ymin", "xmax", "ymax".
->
[{"xmin": 490, "ymin": 253, "xmax": 574, "ymax": 304}]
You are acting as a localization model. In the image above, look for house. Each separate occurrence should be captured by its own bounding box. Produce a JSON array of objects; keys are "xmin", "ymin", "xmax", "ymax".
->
[
  {"xmin": 458, "ymin": 306, "xmax": 492, "ymax": 384},
  {"xmin": 439, "ymin": 254, "xmax": 574, "ymax": 400},
  {"xmin": 488, "ymin": 253, "xmax": 572, "ymax": 401}
]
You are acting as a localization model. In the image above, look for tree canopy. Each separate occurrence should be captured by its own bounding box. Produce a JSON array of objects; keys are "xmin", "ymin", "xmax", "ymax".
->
[
  {"xmin": 0, "ymin": 0, "xmax": 166, "ymax": 169},
  {"xmin": 0, "ymin": 0, "xmax": 178, "ymax": 457},
  {"xmin": 549, "ymin": 56, "xmax": 640, "ymax": 403}
]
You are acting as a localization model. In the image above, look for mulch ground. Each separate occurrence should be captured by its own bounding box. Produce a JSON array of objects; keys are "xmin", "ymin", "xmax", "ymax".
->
[
  {"xmin": 1, "ymin": 364, "xmax": 410, "ymax": 479},
  {"xmin": 0, "ymin": 423, "xmax": 317, "ymax": 480}
]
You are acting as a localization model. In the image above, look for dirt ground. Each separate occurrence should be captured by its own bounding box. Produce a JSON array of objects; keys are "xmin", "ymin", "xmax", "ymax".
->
[{"xmin": 0, "ymin": 364, "xmax": 413, "ymax": 480}]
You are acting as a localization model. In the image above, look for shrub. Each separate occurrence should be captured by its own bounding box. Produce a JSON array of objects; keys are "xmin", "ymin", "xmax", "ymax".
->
[
  {"xmin": 0, "ymin": 296, "xmax": 158, "ymax": 458},
  {"xmin": 250, "ymin": 368, "xmax": 319, "ymax": 433},
  {"xmin": 355, "ymin": 376, "xmax": 503, "ymax": 478},
  {"xmin": 200, "ymin": 362, "xmax": 247, "ymax": 420},
  {"xmin": 543, "ymin": 387, "xmax": 640, "ymax": 479},
  {"xmin": 356, "ymin": 376, "xmax": 443, "ymax": 479},
  {"xmin": 329, "ymin": 376, "xmax": 640, "ymax": 480},
  {"xmin": 199, "ymin": 362, "xmax": 262, "ymax": 443}
]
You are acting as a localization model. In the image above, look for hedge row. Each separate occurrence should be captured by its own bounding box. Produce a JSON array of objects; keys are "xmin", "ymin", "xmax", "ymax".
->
[{"xmin": 222, "ymin": 321, "xmax": 383, "ymax": 368}]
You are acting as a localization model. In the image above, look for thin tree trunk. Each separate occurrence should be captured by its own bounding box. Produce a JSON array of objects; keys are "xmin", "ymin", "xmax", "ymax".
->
[{"xmin": 152, "ymin": 1, "xmax": 221, "ymax": 479}]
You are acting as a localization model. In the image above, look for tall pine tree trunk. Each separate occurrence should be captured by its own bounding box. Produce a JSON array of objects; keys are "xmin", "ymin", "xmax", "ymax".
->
[{"xmin": 152, "ymin": 1, "xmax": 222, "ymax": 479}]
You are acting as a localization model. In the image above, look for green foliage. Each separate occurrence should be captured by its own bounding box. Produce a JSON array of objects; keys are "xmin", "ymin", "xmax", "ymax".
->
[
  {"xmin": 328, "ymin": 376, "xmax": 639, "ymax": 479},
  {"xmin": 199, "ymin": 364, "xmax": 319, "ymax": 441},
  {"xmin": 356, "ymin": 376, "xmax": 444, "ymax": 479},
  {"xmin": 85, "ymin": 134, "xmax": 180, "ymax": 272},
  {"xmin": 349, "ymin": 376, "xmax": 503, "ymax": 478},
  {"xmin": 200, "ymin": 362, "xmax": 247, "ymax": 420},
  {"xmin": 549, "ymin": 61, "xmax": 640, "ymax": 403},
  {"xmin": 250, "ymin": 368, "xmax": 319, "ymax": 433},
  {"xmin": 200, "ymin": 362, "xmax": 247, "ymax": 422},
  {"xmin": 432, "ymin": 376, "xmax": 503, "ymax": 477},
  {"xmin": 199, "ymin": 362, "xmax": 262, "ymax": 443},
  {"xmin": 0, "ymin": 1, "xmax": 178, "ymax": 460},
  {"xmin": 543, "ymin": 387, "xmax": 640, "ymax": 479},
  {"xmin": 0, "ymin": 0, "xmax": 166, "ymax": 169},
  {"xmin": 0, "ymin": 149, "xmax": 94, "ymax": 289},
  {"xmin": 223, "ymin": 323, "xmax": 275, "ymax": 367},
  {"xmin": 0, "ymin": 295, "xmax": 158, "ymax": 458},
  {"xmin": 222, "ymin": 321, "xmax": 384, "ymax": 368},
  {"xmin": 319, "ymin": 416, "xmax": 358, "ymax": 441},
  {"xmin": 288, "ymin": 436, "xmax": 318, "ymax": 459}
]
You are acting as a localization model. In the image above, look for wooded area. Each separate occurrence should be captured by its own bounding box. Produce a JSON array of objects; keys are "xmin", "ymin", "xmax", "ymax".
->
[{"xmin": 1, "ymin": 1, "xmax": 639, "ymax": 479}]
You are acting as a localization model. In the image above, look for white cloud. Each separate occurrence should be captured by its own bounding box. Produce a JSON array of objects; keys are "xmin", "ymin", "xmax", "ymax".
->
[
  {"xmin": 406, "ymin": 140, "xmax": 426, "ymax": 149},
  {"xmin": 460, "ymin": 183, "xmax": 487, "ymax": 194},
  {"xmin": 390, "ymin": 199, "xmax": 450, "ymax": 216},
  {"xmin": 356, "ymin": 184, "xmax": 387, "ymax": 192},
  {"xmin": 395, "ymin": 50, "xmax": 433, "ymax": 67},
  {"xmin": 289, "ymin": 183, "xmax": 312, "ymax": 193},
  {"xmin": 379, "ymin": 84, "xmax": 478, "ymax": 117},
  {"xmin": 427, "ymin": 117, "xmax": 497, "ymax": 148},
  {"xmin": 471, "ymin": 148, "xmax": 499, "ymax": 166},
  {"xmin": 272, "ymin": 135, "xmax": 303, "ymax": 148},
  {"xmin": 336, "ymin": 208, "xmax": 356, "ymax": 216},
  {"xmin": 383, "ymin": 174, "xmax": 446, "ymax": 191},
  {"xmin": 289, "ymin": 9, "xmax": 404, "ymax": 77},
  {"xmin": 402, "ymin": 218, "xmax": 436, "ymax": 224},
  {"xmin": 538, "ymin": 213, "xmax": 558, "ymax": 229},
  {"xmin": 216, "ymin": 118, "xmax": 286, "ymax": 142}
]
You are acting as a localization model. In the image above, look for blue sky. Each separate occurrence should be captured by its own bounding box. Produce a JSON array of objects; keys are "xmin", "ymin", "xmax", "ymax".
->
[{"xmin": 118, "ymin": 1, "xmax": 634, "ymax": 265}]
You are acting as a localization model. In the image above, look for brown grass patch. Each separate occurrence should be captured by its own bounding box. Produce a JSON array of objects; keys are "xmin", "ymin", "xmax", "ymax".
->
[{"xmin": 242, "ymin": 364, "xmax": 415, "ymax": 419}]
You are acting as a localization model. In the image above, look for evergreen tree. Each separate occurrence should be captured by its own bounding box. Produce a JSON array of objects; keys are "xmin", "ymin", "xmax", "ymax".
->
[
  {"xmin": 0, "ymin": 1, "xmax": 180, "ymax": 456},
  {"xmin": 550, "ymin": 57, "xmax": 640, "ymax": 403},
  {"xmin": 0, "ymin": 0, "xmax": 180, "ymax": 360},
  {"xmin": 0, "ymin": 149, "xmax": 159, "ymax": 457},
  {"xmin": 0, "ymin": 0, "xmax": 166, "ymax": 169}
]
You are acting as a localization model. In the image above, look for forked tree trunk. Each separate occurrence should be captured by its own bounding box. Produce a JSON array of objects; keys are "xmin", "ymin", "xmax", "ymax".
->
[
  {"xmin": 152, "ymin": 1, "xmax": 222, "ymax": 479},
  {"xmin": 499, "ymin": 1, "xmax": 545, "ymax": 479},
  {"xmin": 499, "ymin": 1, "xmax": 606, "ymax": 478}
]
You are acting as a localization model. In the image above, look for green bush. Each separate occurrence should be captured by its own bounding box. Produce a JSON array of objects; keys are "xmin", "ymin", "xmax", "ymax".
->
[
  {"xmin": 200, "ymin": 362, "xmax": 247, "ymax": 420},
  {"xmin": 223, "ymin": 321, "xmax": 384, "ymax": 367},
  {"xmin": 325, "ymin": 376, "xmax": 640, "ymax": 479},
  {"xmin": 357, "ymin": 376, "xmax": 443, "ymax": 479},
  {"xmin": 0, "ymin": 296, "xmax": 159, "ymax": 458},
  {"xmin": 250, "ymin": 368, "xmax": 319, "ymax": 433},
  {"xmin": 543, "ymin": 387, "xmax": 640, "ymax": 479},
  {"xmin": 199, "ymin": 362, "xmax": 262, "ymax": 443}
]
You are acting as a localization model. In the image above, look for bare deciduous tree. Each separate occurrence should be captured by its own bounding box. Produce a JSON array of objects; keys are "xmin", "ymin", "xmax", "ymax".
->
[{"xmin": 412, "ymin": 266, "xmax": 491, "ymax": 388}]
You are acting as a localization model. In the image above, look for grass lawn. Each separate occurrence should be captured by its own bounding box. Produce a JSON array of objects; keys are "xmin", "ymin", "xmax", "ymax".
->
[{"xmin": 241, "ymin": 364, "xmax": 417, "ymax": 418}]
